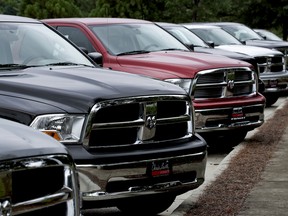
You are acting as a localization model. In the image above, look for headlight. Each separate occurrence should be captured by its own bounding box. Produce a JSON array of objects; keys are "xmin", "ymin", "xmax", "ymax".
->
[
  {"xmin": 164, "ymin": 78, "xmax": 192, "ymax": 94},
  {"xmin": 30, "ymin": 114, "xmax": 85, "ymax": 143}
]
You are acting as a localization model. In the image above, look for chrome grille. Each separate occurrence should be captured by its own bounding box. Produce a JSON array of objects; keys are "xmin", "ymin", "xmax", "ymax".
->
[
  {"xmin": 193, "ymin": 67, "xmax": 256, "ymax": 99},
  {"xmin": 0, "ymin": 155, "xmax": 79, "ymax": 215},
  {"xmin": 275, "ymin": 48, "xmax": 288, "ymax": 70},
  {"xmin": 83, "ymin": 95, "xmax": 193, "ymax": 148},
  {"xmin": 255, "ymin": 55, "xmax": 285, "ymax": 73}
]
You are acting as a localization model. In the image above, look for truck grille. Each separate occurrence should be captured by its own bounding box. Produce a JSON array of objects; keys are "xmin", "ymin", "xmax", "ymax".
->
[
  {"xmin": 193, "ymin": 67, "xmax": 256, "ymax": 99},
  {"xmin": 275, "ymin": 48, "xmax": 288, "ymax": 70},
  {"xmin": 255, "ymin": 55, "xmax": 285, "ymax": 73},
  {"xmin": 83, "ymin": 95, "xmax": 193, "ymax": 148},
  {"xmin": 0, "ymin": 155, "xmax": 78, "ymax": 216}
]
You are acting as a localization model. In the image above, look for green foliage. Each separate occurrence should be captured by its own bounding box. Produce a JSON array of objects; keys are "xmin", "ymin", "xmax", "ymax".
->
[
  {"xmin": 0, "ymin": 0, "xmax": 20, "ymax": 15},
  {"xmin": 19, "ymin": 0, "xmax": 82, "ymax": 19},
  {"xmin": 88, "ymin": 0, "xmax": 156, "ymax": 19},
  {"xmin": 1, "ymin": 0, "xmax": 288, "ymax": 39}
]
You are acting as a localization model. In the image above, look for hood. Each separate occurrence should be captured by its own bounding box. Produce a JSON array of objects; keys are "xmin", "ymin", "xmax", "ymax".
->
[
  {"xmin": 116, "ymin": 51, "xmax": 251, "ymax": 79},
  {"xmin": 194, "ymin": 47, "xmax": 254, "ymax": 61},
  {"xmin": 0, "ymin": 66, "xmax": 186, "ymax": 114},
  {"xmin": 245, "ymin": 39, "xmax": 288, "ymax": 49},
  {"xmin": 216, "ymin": 45, "xmax": 283, "ymax": 57},
  {"xmin": 0, "ymin": 118, "xmax": 68, "ymax": 161}
]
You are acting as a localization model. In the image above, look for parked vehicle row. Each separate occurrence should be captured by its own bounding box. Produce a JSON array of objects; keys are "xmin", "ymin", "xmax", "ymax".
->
[
  {"xmin": 1, "ymin": 14, "xmax": 284, "ymax": 215},
  {"xmin": 0, "ymin": 15, "xmax": 207, "ymax": 215},
  {"xmin": 43, "ymin": 17, "xmax": 265, "ymax": 147}
]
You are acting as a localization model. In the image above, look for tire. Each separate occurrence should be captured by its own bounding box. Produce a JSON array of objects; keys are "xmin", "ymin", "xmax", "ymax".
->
[
  {"xmin": 221, "ymin": 130, "xmax": 248, "ymax": 147},
  {"xmin": 264, "ymin": 94, "xmax": 279, "ymax": 107},
  {"xmin": 117, "ymin": 195, "xmax": 176, "ymax": 215},
  {"xmin": 202, "ymin": 130, "xmax": 248, "ymax": 149}
]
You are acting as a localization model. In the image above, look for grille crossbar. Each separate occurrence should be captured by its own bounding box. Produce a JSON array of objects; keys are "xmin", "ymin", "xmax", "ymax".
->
[
  {"xmin": 84, "ymin": 95, "xmax": 193, "ymax": 148},
  {"xmin": 0, "ymin": 155, "xmax": 77, "ymax": 215},
  {"xmin": 193, "ymin": 67, "xmax": 257, "ymax": 99}
]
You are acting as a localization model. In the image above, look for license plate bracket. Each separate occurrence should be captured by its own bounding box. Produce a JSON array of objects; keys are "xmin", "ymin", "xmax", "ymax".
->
[
  {"xmin": 147, "ymin": 160, "xmax": 172, "ymax": 177},
  {"xmin": 268, "ymin": 79, "xmax": 278, "ymax": 88},
  {"xmin": 230, "ymin": 107, "xmax": 245, "ymax": 121}
]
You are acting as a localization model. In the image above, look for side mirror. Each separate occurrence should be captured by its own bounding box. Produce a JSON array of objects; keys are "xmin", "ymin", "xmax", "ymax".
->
[
  {"xmin": 186, "ymin": 44, "xmax": 194, "ymax": 51},
  {"xmin": 206, "ymin": 41, "xmax": 215, "ymax": 48},
  {"xmin": 88, "ymin": 52, "xmax": 103, "ymax": 67}
]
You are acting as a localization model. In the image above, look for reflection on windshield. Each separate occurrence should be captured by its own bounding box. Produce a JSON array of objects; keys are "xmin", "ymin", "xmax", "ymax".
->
[
  {"xmin": 0, "ymin": 23, "xmax": 94, "ymax": 67},
  {"xmin": 90, "ymin": 23, "xmax": 189, "ymax": 55},
  {"xmin": 190, "ymin": 28, "xmax": 242, "ymax": 46},
  {"xmin": 222, "ymin": 25, "xmax": 263, "ymax": 41},
  {"xmin": 164, "ymin": 26, "xmax": 209, "ymax": 48}
]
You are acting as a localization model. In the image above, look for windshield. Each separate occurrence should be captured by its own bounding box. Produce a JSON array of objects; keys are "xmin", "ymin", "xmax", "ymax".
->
[
  {"xmin": 0, "ymin": 22, "xmax": 94, "ymax": 67},
  {"xmin": 190, "ymin": 27, "xmax": 242, "ymax": 46},
  {"xmin": 163, "ymin": 26, "xmax": 209, "ymax": 48},
  {"xmin": 90, "ymin": 23, "xmax": 189, "ymax": 55},
  {"xmin": 222, "ymin": 25, "xmax": 264, "ymax": 42},
  {"xmin": 255, "ymin": 29, "xmax": 283, "ymax": 41}
]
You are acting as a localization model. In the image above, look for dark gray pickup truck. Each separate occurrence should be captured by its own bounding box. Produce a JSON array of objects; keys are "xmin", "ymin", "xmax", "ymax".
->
[
  {"xmin": 0, "ymin": 15, "xmax": 207, "ymax": 215},
  {"xmin": 0, "ymin": 118, "xmax": 80, "ymax": 215}
]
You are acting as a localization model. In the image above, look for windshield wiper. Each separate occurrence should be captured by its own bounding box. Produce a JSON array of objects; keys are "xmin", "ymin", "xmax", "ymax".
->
[
  {"xmin": 0, "ymin": 64, "xmax": 31, "ymax": 69},
  {"xmin": 249, "ymin": 38, "xmax": 263, "ymax": 40},
  {"xmin": 117, "ymin": 50, "xmax": 150, "ymax": 56},
  {"xmin": 157, "ymin": 48, "xmax": 189, "ymax": 52},
  {"xmin": 43, "ymin": 62, "xmax": 93, "ymax": 67}
]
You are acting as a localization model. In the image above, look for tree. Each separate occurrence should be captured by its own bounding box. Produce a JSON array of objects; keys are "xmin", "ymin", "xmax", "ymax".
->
[
  {"xmin": 0, "ymin": 0, "xmax": 20, "ymax": 15},
  {"xmin": 19, "ymin": 0, "xmax": 82, "ymax": 19},
  {"xmin": 226, "ymin": 0, "xmax": 288, "ymax": 40},
  {"xmin": 89, "ymin": 0, "xmax": 146, "ymax": 18},
  {"xmin": 1, "ymin": 0, "xmax": 287, "ymax": 39}
]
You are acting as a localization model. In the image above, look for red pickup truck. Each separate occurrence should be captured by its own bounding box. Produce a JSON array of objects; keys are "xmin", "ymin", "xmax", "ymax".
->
[{"xmin": 44, "ymin": 18, "xmax": 266, "ymax": 146}]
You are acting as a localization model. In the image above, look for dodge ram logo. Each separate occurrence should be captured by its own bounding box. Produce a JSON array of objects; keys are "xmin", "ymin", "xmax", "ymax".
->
[
  {"xmin": 226, "ymin": 70, "xmax": 236, "ymax": 92},
  {"xmin": 227, "ymin": 80, "xmax": 235, "ymax": 90},
  {"xmin": 0, "ymin": 200, "xmax": 11, "ymax": 216},
  {"xmin": 146, "ymin": 115, "xmax": 156, "ymax": 129}
]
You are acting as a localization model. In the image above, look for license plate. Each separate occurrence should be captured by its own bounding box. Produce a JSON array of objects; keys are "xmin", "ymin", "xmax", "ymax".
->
[
  {"xmin": 231, "ymin": 107, "xmax": 245, "ymax": 121},
  {"xmin": 147, "ymin": 160, "xmax": 171, "ymax": 177},
  {"xmin": 268, "ymin": 79, "xmax": 278, "ymax": 87}
]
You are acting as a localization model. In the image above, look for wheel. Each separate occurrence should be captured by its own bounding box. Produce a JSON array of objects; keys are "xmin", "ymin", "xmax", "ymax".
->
[
  {"xmin": 202, "ymin": 130, "xmax": 248, "ymax": 149},
  {"xmin": 117, "ymin": 195, "xmax": 176, "ymax": 215},
  {"xmin": 264, "ymin": 95, "xmax": 279, "ymax": 107},
  {"xmin": 221, "ymin": 130, "xmax": 248, "ymax": 147}
]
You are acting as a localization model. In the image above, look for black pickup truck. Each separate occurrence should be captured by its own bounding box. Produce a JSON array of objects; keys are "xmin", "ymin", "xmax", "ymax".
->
[
  {"xmin": 0, "ymin": 15, "xmax": 207, "ymax": 215},
  {"xmin": 0, "ymin": 118, "xmax": 80, "ymax": 215}
]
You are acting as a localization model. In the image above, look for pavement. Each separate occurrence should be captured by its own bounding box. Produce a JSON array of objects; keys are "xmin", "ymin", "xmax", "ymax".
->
[
  {"xmin": 237, "ymin": 124, "xmax": 288, "ymax": 215},
  {"xmin": 165, "ymin": 97, "xmax": 288, "ymax": 216}
]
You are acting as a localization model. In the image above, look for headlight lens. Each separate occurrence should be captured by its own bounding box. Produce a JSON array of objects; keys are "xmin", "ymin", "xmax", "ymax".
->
[
  {"xmin": 164, "ymin": 78, "xmax": 192, "ymax": 94},
  {"xmin": 30, "ymin": 114, "xmax": 85, "ymax": 143}
]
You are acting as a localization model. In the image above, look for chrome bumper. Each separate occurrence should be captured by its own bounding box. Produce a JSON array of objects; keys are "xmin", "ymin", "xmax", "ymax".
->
[
  {"xmin": 76, "ymin": 151, "xmax": 207, "ymax": 207},
  {"xmin": 260, "ymin": 71, "xmax": 288, "ymax": 93},
  {"xmin": 195, "ymin": 104, "xmax": 265, "ymax": 133}
]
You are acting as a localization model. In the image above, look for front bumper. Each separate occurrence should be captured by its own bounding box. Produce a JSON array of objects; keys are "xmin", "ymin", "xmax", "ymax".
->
[
  {"xmin": 68, "ymin": 135, "xmax": 207, "ymax": 209},
  {"xmin": 195, "ymin": 103, "xmax": 265, "ymax": 133},
  {"xmin": 260, "ymin": 70, "xmax": 288, "ymax": 94}
]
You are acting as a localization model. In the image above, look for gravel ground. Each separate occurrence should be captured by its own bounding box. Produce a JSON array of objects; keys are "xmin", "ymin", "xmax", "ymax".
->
[{"xmin": 185, "ymin": 100, "xmax": 288, "ymax": 216}]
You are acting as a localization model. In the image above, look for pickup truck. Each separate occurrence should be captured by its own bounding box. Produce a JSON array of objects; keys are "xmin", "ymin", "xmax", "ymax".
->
[
  {"xmin": 0, "ymin": 118, "xmax": 80, "ymax": 215},
  {"xmin": 43, "ymin": 17, "xmax": 266, "ymax": 146},
  {"xmin": 0, "ymin": 14, "xmax": 207, "ymax": 215}
]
